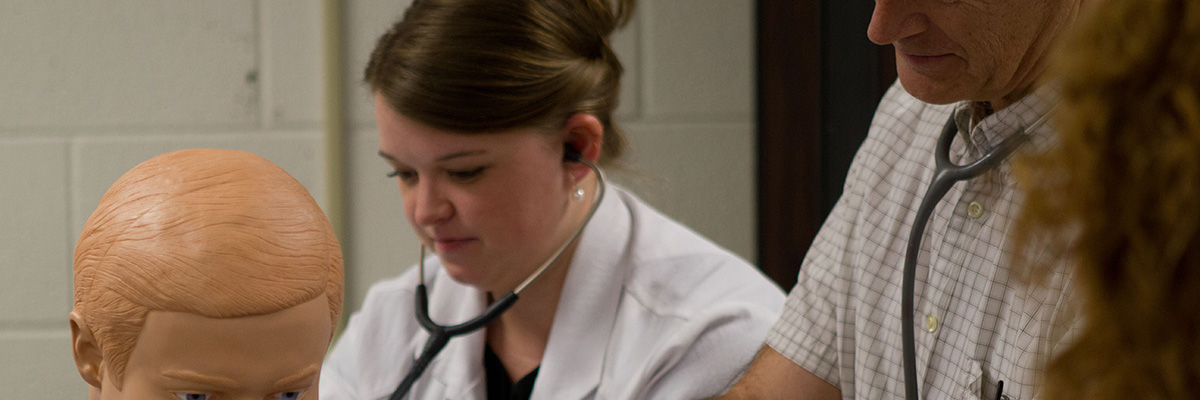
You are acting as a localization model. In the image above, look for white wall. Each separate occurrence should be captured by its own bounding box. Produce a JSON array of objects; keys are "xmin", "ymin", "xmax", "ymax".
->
[{"xmin": 0, "ymin": 1, "xmax": 755, "ymax": 397}]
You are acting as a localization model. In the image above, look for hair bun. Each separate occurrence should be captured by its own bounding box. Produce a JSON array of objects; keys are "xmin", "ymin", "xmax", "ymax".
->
[
  {"xmin": 609, "ymin": 0, "xmax": 636, "ymax": 31},
  {"xmin": 588, "ymin": 0, "xmax": 636, "ymax": 35}
]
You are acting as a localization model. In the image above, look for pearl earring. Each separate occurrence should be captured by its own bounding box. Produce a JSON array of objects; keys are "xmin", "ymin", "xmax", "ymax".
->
[{"xmin": 572, "ymin": 187, "xmax": 585, "ymax": 202}]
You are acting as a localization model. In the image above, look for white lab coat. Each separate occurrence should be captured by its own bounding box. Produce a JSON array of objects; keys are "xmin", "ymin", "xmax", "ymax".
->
[{"xmin": 321, "ymin": 185, "xmax": 785, "ymax": 400}]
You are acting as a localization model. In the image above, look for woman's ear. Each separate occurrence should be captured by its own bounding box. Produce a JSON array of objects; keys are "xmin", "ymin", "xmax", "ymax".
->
[
  {"xmin": 560, "ymin": 113, "xmax": 604, "ymax": 183},
  {"xmin": 69, "ymin": 310, "xmax": 105, "ymax": 389}
]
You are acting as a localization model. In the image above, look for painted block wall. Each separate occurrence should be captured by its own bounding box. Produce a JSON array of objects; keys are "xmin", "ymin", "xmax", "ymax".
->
[{"xmin": 0, "ymin": 1, "xmax": 756, "ymax": 397}]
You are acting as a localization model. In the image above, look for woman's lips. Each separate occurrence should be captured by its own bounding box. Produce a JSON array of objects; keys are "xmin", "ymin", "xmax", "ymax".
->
[{"xmin": 433, "ymin": 237, "xmax": 476, "ymax": 254}]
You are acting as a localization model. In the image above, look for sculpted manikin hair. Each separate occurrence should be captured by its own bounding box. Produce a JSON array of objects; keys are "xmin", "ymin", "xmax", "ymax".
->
[
  {"xmin": 72, "ymin": 149, "xmax": 344, "ymax": 389},
  {"xmin": 365, "ymin": 0, "xmax": 636, "ymax": 164}
]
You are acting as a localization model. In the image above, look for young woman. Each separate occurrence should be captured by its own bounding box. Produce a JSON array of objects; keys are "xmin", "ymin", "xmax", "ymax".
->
[{"xmin": 320, "ymin": 1, "xmax": 785, "ymax": 399}]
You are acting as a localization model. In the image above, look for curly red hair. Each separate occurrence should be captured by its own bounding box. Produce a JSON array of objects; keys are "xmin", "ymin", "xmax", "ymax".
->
[{"xmin": 1014, "ymin": 0, "xmax": 1200, "ymax": 397}]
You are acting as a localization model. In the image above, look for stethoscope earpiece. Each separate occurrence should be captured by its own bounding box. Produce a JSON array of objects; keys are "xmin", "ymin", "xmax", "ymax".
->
[{"xmin": 563, "ymin": 142, "xmax": 583, "ymax": 163}]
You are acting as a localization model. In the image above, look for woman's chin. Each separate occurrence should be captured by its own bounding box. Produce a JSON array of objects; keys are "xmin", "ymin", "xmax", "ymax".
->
[{"xmin": 440, "ymin": 263, "xmax": 489, "ymax": 288}]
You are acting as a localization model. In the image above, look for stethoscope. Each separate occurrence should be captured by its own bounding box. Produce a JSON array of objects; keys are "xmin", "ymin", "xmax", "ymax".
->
[
  {"xmin": 900, "ymin": 111, "xmax": 1049, "ymax": 400},
  {"xmin": 389, "ymin": 156, "xmax": 607, "ymax": 400}
]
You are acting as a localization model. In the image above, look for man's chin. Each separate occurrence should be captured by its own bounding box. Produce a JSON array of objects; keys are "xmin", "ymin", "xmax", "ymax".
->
[{"xmin": 897, "ymin": 68, "xmax": 971, "ymax": 105}]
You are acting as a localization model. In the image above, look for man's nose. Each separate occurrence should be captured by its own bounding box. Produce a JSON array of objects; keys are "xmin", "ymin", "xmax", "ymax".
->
[{"xmin": 867, "ymin": 0, "xmax": 927, "ymax": 45}]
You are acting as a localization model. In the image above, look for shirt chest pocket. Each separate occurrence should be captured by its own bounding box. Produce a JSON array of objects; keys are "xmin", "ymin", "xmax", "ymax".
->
[
  {"xmin": 956, "ymin": 359, "xmax": 1016, "ymax": 400},
  {"xmin": 966, "ymin": 282, "xmax": 1073, "ymax": 400}
]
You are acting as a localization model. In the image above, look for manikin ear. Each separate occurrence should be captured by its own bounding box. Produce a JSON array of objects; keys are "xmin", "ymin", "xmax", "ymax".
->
[
  {"xmin": 560, "ymin": 113, "xmax": 604, "ymax": 186},
  {"xmin": 69, "ymin": 310, "xmax": 105, "ymax": 389}
]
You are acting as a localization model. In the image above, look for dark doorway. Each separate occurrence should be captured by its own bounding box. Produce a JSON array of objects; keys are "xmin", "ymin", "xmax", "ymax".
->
[{"xmin": 756, "ymin": 0, "xmax": 898, "ymax": 289}]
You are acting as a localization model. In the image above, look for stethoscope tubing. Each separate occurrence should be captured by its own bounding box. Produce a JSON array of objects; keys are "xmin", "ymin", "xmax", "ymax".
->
[
  {"xmin": 901, "ymin": 115, "xmax": 1035, "ymax": 400},
  {"xmin": 389, "ymin": 159, "xmax": 607, "ymax": 400}
]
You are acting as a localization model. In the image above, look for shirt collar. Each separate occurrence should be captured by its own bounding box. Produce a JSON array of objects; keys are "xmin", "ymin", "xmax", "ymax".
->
[{"xmin": 951, "ymin": 83, "xmax": 1061, "ymax": 157}]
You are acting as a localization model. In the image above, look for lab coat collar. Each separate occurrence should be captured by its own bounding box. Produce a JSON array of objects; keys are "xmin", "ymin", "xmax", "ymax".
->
[
  {"xmin": 415, "ymin": 263, "xmax": 489, "ymax": 400},
  {"xmin": 530, "ymin": 181, "xmax": 633, "ymax": 399}
]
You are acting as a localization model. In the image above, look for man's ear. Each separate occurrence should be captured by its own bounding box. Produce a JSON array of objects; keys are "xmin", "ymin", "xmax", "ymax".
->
[{"xmin": 69, "ymin": 310, "xmax": 104, "ymax": 388}]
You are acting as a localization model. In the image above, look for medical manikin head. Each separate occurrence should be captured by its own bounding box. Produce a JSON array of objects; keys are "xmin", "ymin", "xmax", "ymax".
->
[{"xmin": 69, "ymin": 149, "xmax": 344, "ymax": 400}]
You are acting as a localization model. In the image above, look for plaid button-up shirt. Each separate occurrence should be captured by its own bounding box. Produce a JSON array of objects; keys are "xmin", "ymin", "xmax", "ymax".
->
[{"xmin": 767, "ymin": 81, "xmax": 1079, "ymax": 400}]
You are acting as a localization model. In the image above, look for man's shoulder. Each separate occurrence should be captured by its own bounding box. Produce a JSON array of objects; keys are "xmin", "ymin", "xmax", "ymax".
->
[{"xmin": 847, "ymin": 81, "xmax": 960, "ymax": 173}]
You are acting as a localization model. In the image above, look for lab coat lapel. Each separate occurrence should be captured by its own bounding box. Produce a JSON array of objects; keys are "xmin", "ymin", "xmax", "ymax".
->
[
  {"xmin": 414, "ymin": 264, "xmax": 489, "ymax": 400},
  {"xmin": 530, "ymin": 185, "xmax": 633, "ymax": 399}
]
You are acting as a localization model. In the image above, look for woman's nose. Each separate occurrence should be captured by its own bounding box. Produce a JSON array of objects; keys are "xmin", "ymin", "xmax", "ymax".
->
[{"xmin": 410, "ymin": 180, "xmax": 453, "ymax": 226}]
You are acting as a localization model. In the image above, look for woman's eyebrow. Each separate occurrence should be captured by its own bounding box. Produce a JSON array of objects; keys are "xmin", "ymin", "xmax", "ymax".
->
[
  {"xmin": 435, "ymin": 150, "xmax": 486, "ymax": 161},
  {"xmin": 377, "ymin": 149, "xmax": 487, "ymax": 162}
]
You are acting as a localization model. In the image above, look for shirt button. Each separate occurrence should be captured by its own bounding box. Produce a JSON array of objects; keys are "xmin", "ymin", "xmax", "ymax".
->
[
  {"xmin": 967, "ymin": 201, "xmax": 985, "ymax": 219},
  {"xmin": 924, "ymin": 314, "xmax": 939, "ymax": 333}
]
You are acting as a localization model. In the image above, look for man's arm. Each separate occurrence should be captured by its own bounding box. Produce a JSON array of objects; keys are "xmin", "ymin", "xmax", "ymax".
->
[{"xmin": 714, "ymin": 346, "xmax": 841, "ymax": 400}]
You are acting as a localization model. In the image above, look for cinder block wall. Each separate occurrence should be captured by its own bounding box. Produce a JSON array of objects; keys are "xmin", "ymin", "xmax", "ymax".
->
[{"xmin": 0, "ymin": 1, "xmax": 755, "ymax": 397}]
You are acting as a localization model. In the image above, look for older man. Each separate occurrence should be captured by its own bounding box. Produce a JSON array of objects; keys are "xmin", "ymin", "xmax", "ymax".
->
[{"xmin": 720, "ymin": 0, "xmax": 1084, "ymax": 399}]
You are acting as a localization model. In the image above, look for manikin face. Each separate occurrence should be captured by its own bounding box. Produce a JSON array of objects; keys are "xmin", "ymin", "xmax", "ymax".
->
[
  {"xmin": 374, "ymin": 94, "xmax": 577, "ymax": 294},
  {"xmin": 868, "ymin": 0, "xmax": 1081, "ymax": 107},
  {"xmin": 96, "ymin": 295, "xmax": 332, "ymax": 400}
]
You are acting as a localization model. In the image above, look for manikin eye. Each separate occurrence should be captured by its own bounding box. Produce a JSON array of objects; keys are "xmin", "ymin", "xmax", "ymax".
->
[
  {"xmin": 274, "ymin": 391, "xmax": 306, "ymax": 400},
  {"xmin": 174, "ymin": 394, "xmax": 209, "ymax": 400}
]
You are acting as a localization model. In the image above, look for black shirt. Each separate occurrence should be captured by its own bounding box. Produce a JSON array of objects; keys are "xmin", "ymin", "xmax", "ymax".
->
[{"xmin": 484, "ymin": 344, "xmax": 539, "ymax": 400}]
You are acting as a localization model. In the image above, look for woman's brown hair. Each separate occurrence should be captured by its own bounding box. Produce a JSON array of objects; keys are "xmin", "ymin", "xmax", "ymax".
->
[
  {"xmin": 1013, "ymin": 0, "xmax": 1200, "ymax": 397},
  {"xmin": 365, "ymin": 0, "xmax": 635, "ymax": 163}
]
